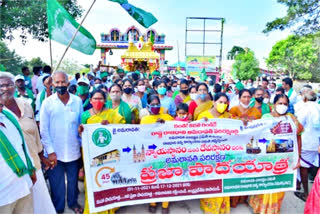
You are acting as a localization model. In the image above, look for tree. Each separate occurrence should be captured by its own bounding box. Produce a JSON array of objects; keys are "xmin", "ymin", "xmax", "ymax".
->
[
  {"xmin": 53, "ymin": 58, "xmax": 83, "ymax": 75},
  {"xmin": 233, "ymin": 48, "xmax": 259, "ymax": 80},
  {"xmin": 304, "ymin": 33, "xmax": 320, "ymax": 82},
  {"xmin": 28, "ymin": 57, "xmax": 47, "ymax": 68},
  {"xmin": 263, "ymin": 0, "xmax": 320, "ymax": 35},
  {"xmin": 227, "ymin": 46, "xmax": 245, "ymax": 60},
  {"xmin": 0, "ymin": 0, "xmax": 83, "ymax": 43},
  {"xmin": 266, "ymin": 35, "xmax": 317, "ymax": 80},
  {"xmin": 0, "ymin": 41, "xmax": 27, "ymax": 75}
]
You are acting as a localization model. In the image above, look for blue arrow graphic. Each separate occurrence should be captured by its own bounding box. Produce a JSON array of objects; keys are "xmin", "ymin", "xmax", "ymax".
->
[
  {"xmin": 122, "ymin": 147, "xmax": 131, "ymax": 153},
  {"xmin": 148, "ymin": 144, "xmax": 157, "ymax": 150},
  {"xmin": 258, "ymin": 138, "xmax": 268, "ymax": 143}
]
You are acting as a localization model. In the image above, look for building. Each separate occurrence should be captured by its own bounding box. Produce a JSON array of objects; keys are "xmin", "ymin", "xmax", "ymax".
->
[{"xmin": 96, "ymin": 26, "xmax": 173, "ymax": 72}]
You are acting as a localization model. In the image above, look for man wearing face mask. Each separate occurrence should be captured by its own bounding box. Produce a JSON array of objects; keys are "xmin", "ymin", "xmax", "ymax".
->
[
  {"xmin": 76, "ymin": 77, "xmax": 92, "ymax": 111},
  {"xmin": 249, "ymin": 88, "xmax": 271, "ymax": 116},
  {"xmin": 14, "ymin": 75, "xmax": 35, "ymax": 109},
  {"xmin": 40, "ymin": 71, "xmax": 83, "ymax": 213},
  {"xmin": 246, "ymin": 78, "xmax": 254, "ymax": 89}
]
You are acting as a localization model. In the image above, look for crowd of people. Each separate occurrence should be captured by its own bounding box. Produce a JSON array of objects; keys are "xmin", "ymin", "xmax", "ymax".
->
[{"xmin": 0, "ymin": 64, "xmax": 320, "ymax": 214}]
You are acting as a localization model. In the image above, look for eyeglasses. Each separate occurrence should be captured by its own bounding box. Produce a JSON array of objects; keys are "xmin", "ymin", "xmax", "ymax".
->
[{"xmin": 0, "ymin": 84, "xmax": 14, "ymax": 89}]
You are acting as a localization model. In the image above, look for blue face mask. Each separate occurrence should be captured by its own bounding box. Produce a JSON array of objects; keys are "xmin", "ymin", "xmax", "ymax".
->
[
  {"xmin": 199, "ymin": 93, "xmax": 207, "ymax": 101},
  {"xmin": 157, "ymin": 87, "xmax": 167, "ymax": 95}
]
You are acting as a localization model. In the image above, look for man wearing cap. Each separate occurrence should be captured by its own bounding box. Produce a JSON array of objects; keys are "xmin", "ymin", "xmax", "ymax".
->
[
  {"xmin": 152, "ymin": 70, "xmax": 160, "ymax": 79},
  {"xmin": 117, "ymin": 68, "xmax": 125, "ymax": 79},
  {"xmin": 14, "ymin": 75, "xmax": 35, "ymax": 109},
  {"xmin": 77, "ymin": 77, "xmax": 92, "ymax": 111},
  {"xmin": 228, "ymin": 81, "xmax": 244, "ymax": 109}
]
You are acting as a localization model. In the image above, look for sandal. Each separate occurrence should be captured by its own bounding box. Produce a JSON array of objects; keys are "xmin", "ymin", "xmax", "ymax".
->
[
  {"xmin": 70, "ymin": 204, "xmax": 83, "ymax": 214},
  {"xmin": 294, "ymin": 192, "xmax": 307, "ymax": 202}
]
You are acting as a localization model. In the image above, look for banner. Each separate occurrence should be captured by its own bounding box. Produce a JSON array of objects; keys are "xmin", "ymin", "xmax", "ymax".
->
[
  {"xmin": 82, "ymin": 117, "xmax": 298, "ymax": 213},
  {"xmin": 186, "ymin": 56, "xmax": 216, "ymax": 77},
  {"xmin": 47, "ymin": 0, "xmax": 96, "ymax": 55}
]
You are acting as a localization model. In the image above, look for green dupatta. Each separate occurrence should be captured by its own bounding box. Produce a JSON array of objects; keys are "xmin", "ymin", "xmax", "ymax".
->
[
  {"xmin": 249, "ymin": 100, "xmax": 270, "ymax": 116},
  {"xmin": 106, "ymin": 99, "xmax": 131, "ymax": 124},
  {"xmin": 0, "ymin": 110, "xmax": 35, "ymax": 177}
]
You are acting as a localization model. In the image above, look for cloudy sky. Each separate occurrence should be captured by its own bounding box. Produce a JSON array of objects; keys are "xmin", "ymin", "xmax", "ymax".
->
[{"xmin": 6, "ymin": 0, "xmax": 291, "ymax": 68}]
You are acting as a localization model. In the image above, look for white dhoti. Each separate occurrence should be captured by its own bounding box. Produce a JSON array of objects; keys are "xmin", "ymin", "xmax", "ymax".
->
[
  {"xmin": 300, "ymin": 150, "xmax": 320, "ymax": 168},
  {"xmin": 32, "ymin": 169, "xmax": 56, "ymax": 214}
]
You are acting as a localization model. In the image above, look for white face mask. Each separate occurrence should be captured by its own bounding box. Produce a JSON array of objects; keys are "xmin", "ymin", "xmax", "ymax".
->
[
  {"xmin": 172, "ymin": 87, "xmax": 178, "ymax": 92},
  {"xmin": 110, "ymin": 94, "xmax": 121, "ymax": 101},
  {"xmin": 275, "ymin": 104, "xmax": 288, "ymax": 115},
  {"xmin": 263, "ymin": 98, "xmax": 270, "ymax": 104},
  {"xmin": 240, "ymin": 102, "xmax": 250, "ymax": 109},
  {"xmin": 190, "ymin": 93, "xmax": 198, "ymax": 100}
]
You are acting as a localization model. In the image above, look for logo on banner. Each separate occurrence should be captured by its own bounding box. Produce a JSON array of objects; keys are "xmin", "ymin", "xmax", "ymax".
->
[{"xmin": 92, "ymin": 128, "xmax": 112, "ymax": 147}]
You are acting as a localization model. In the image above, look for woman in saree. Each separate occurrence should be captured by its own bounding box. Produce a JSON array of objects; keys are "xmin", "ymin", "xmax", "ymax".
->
[
  {"xmin": 249, "ymin": 94, "xmax": 303, "ymax": 214},
  {"xmin": 121, "ymin": 79, "xmax": 142, "ymax": 124},
  {"xmin": 140, "ymin": 94, "xmax": 173, "ymax": 214},
  {"xmin": 79, "ymin": 89, "xmax": 125, "ymax": 214},
  {"xmin": 134, "ymin": 79, "xmax": 148, "ymax": 108},
  {"xmin": 304, "ymin": 168, "xmax": 320, "ymax": 214},
  {"xmin": 189, "ymin": 83, "xmax": 213, "ymax": 120},
  {"xmin": 197, "ymin": 92, "xmax": 233, "ymax": 214},
  {"xmin": 229, "ymin": 89, "xmax": 261, "ymax": 207},
  {"xmin": 105, "ymin": 84, "xmax": 132, "ymax": 124},
  {"xmin": 174, "ymin": 79, "xmax": 191, "ymax": 106}
]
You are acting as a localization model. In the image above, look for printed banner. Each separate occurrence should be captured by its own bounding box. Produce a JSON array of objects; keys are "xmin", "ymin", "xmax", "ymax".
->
[
  {"xmin": 186, "ymin": 56, "xmax": 216, "ymax": 77},
  {"xmin": 82, "ymin": 117, "xmax": 298, "ymax": 213}
]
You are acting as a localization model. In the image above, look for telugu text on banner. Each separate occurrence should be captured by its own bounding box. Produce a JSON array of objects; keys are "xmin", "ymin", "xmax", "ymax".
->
[{"xmin": 82, "ymin": 117, "xmax": 298, "ymax": 213}]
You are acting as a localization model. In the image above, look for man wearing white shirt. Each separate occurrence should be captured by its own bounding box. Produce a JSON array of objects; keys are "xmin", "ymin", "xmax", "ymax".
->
[
  {"xmin": 295, "ymin": 89, "xmax": 320, "ymax": 201},
  {"xmin": 40, "ymin": 71, "xmax": 83, "ymax": 213},
  {"xmin": 282, "ymin": 77, "xmax": 298, "ymax": 105},
  {"xmin": 0, "ymin": 97, "xmax": 36, "ymax": 213}
]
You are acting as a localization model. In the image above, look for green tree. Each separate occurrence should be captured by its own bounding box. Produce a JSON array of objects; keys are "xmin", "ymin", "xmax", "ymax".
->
[
  {"xmin": 309, "ymin": 33, "xmax": 320, "ymax": 82},
  {"xmin": 53, "ymin": 58, "xmax": 83, "ymax": 75},
  {"xmin": 0, "ymin": 41, "xmax": 27, "ymax": 75},
  {"xmin": 266, "ymin": 35, "xmax": 317, "ymax": 80},
  {"xmin": 227, "ymin": 46, "xmax": 245, "ymax": 60},
  {"xmin": 0, "ymin": 0, "xmax": 83, "ymax": 43},
  {"xmin": 263, "ymin": 0, "xmax": 320, "ymax": 35},
  {"xmin": 233, "ymin": 48, "xmax": 259, "ymax": 80},
  {"xmin": 28, "ymin": 57, "xmax": 47, "ymax": 68}
]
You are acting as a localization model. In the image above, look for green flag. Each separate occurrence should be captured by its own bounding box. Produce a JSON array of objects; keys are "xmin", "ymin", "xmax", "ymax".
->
[
  {"xmin": 47, "ymin": 0, "xmax": 96, "ymax": 55},
  {"xmin": 200, "ymin": 68, "xmax": 208, "ymax": 81},
  {"xmin": 109, "ymin": 0, "xmax": 158, "ymax": 28}
]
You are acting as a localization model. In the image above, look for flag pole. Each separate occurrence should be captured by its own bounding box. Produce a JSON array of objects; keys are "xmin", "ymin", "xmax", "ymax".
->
[
  {"xmin": 49, "ymin": 38, "xmax": 53, "ymax": 68},
  {"xmin": 54, "ymin": 0, "xmax": 96, "ymax": 72}
]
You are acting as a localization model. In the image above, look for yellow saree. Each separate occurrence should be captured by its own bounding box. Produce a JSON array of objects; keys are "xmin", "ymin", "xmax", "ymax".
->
[{"xmin": 197, "ymin": 112, "xmax": 231, "ymax": 214}]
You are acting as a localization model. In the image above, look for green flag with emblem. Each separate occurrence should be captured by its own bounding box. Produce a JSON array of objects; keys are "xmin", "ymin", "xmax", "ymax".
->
[
  {"xmin": 47, "ymin": 0, "xmax": 96, "ymax": 55},
  {"xmin": 108, "ymin": 0, "xmax": 158, "ymax": 28}
]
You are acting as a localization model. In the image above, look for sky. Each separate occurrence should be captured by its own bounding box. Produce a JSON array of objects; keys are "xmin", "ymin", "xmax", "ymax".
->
[{"xmin": 6, "ymin": 0, "xmax": 290, "ymax": 69}]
